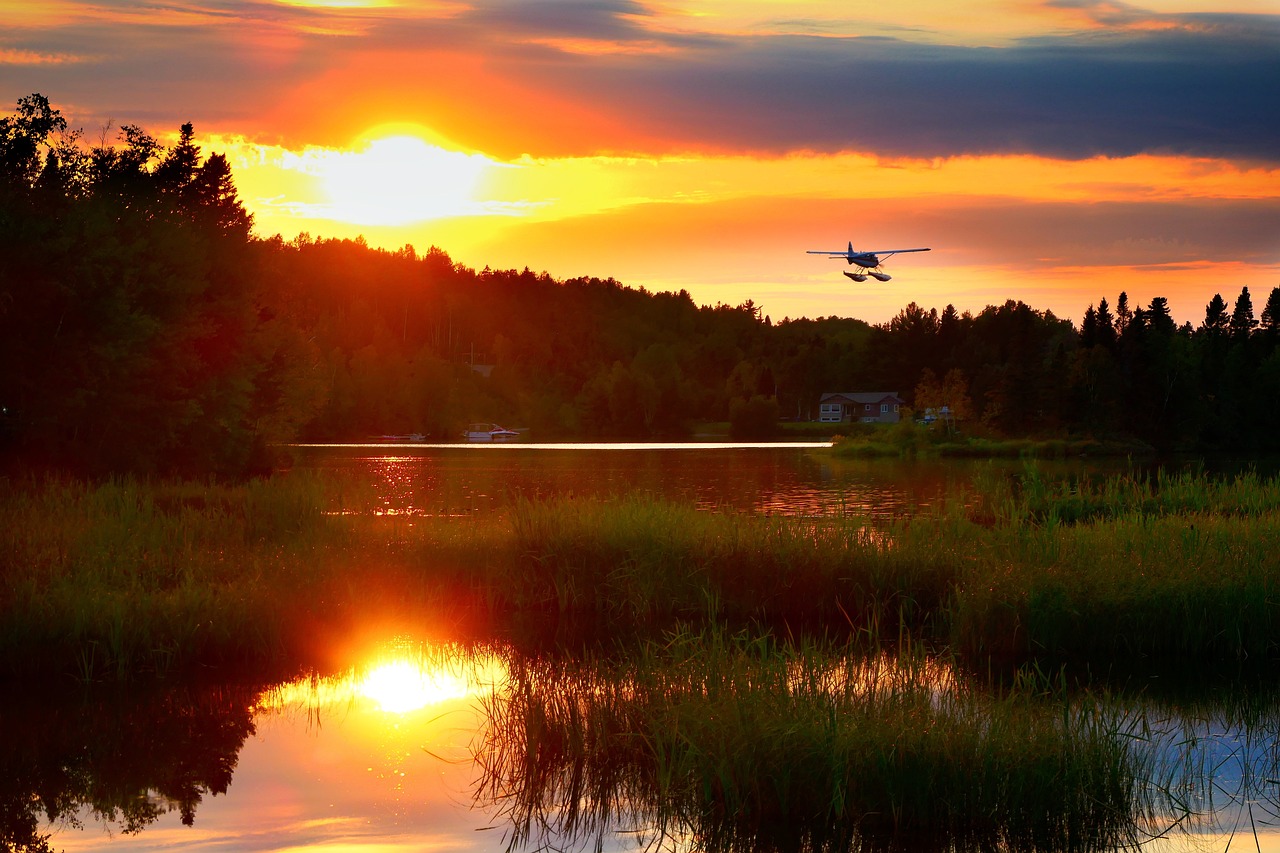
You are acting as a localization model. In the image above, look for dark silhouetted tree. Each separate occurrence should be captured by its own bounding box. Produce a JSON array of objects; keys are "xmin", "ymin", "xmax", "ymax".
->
[{"xmin": 1229, "ymin": 286, "xmax": 1257, "ymax": 342}]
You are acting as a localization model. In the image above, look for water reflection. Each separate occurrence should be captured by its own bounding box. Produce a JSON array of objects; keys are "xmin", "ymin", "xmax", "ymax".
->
[
  {"xmin": 260, "ymin": 639, "xmax": 505, "ymax": 717},
  {"xmin": 1, "ymin": 682, "xmax": 258, "ymax": 851},
  {"xmin": 1132, "ymin": 693, "xmax": 1280, "ymax": 851},
  {"xmin": 16, "ymin": 644, "xmax": 1280, "ymax": 852},
  {"xmin": 296, "ymin": 444, "xmax": 1011, "ymax": 521},
  {"xmin": 33, "ymin": 643, "xmax": 509, "ymax": 852}
]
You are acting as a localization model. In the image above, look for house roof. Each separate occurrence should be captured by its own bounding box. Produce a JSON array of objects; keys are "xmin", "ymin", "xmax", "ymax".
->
[{"xmin": 820, "ymin": 392, "xmax": 903, "ymax": 404}]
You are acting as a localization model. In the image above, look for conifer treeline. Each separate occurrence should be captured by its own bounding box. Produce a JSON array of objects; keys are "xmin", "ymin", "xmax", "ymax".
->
[{"xmin": 3, "ymin": 95, "xmax": 1277, "ymax": 475}]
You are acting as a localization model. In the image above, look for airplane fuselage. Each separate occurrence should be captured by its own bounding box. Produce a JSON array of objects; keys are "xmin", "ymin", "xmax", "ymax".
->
[{"xmin": 848, "ymin": 253, "xmax": 880, "ymax": 266}]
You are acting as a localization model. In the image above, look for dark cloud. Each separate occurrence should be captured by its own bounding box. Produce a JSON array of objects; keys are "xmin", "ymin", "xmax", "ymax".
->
[
  {"xmin": 462, "ymin": 0, "xmax": 652, "ymax": 41},
  {"xmin": 3, "ymin": 2, "xmax": 1276, "ymax": 162},
  {"xmin": 507, "ymin": 22, "xmax": 1280, "ymax": 161},
  {"xmin": 366, "ymin": 2, "xmax": 1280, "ymax": 160}
]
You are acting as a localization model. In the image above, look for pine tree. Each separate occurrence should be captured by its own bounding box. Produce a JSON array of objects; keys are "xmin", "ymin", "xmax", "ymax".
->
[{"xmin": 1229, "ymin": 286, "xmax": 1257, "ymax": 341}]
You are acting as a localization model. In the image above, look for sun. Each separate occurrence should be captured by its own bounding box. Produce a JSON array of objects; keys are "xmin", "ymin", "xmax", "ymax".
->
[
  {"xmin": 298, "ymin": 128, "xmax": 496, "ymax": 226},
  {"xmin": 357, "ymin": 659, "xmax": 470, "ymax": 714}
]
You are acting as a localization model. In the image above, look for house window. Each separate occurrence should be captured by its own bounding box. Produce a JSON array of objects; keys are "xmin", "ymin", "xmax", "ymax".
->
[
  {"xmin": 864, "ymin": 404, "xmax": 872, "ymax": 411},
  {"xmin": 881, "ymin": 403, "xmax": 888, "ymax": 413},
  {"xmin": 894, "ymin": 404, "xmax": 899, "ymax": 412}
]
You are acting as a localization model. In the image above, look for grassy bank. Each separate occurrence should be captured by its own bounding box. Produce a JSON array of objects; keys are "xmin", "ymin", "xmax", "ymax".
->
[
  {"xmin": 3, "ymin": 466, "xmax": 1280, "ymax": 678},
  {"xmin": 830, "ymin": 426, "xmax": 1155, "ymax": 460}
]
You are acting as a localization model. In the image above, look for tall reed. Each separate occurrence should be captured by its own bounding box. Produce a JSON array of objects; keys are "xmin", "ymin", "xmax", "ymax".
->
[
  {"xmin": 0, "ymin": 470, "xmax": 536, "ymax": 678},
  {"xmin": 501, "ymin": 494, "xmax": 962, "ymax": 633},
  {"xmin": 6, "ymin": 464, "xmax": 1280, "ymax": 679},
  {"xmin": 947, "ymin": 466, "xmax": 1280, "ymax": 662},
  {"xmin": 474, "ymin": 627, "xmax": 1152, "ymax": 852}
]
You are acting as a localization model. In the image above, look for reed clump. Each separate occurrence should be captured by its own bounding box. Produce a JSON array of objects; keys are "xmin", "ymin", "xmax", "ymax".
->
[
  {"xmin": 5, "ymin": 464, "xmax": 1280, "ymax": 679},
  {"xmin": 831, "ymin": 431, "xmax": 1153, "ymax": 460},
  {"xmin": 474, "ymin": 627, "xmax": 1150, "ymax": 853},
  {"xmin": 947, "ymin": 466, "xmax": 1280, "ymax": 662},
  {"xmin": 0, "ymin": 473, "xmax": 508, "ymax": 678},
  {"xmin": 502, "ymin": 495, "xmax": 960, "ymax": 632}
]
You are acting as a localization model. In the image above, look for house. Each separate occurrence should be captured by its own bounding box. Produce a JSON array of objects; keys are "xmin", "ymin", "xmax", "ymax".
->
[{"xmin": 818, "ymin": 392, "xmax": 904, "ymax": 424}]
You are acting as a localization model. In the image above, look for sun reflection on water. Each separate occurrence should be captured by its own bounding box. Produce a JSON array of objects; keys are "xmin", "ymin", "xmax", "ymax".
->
[
  {"xmin": 358, "ymin": 659, "xmax": 469, "ymax": 713},
  {"xmin": 257, "ymin": 639, "xmax": 508, "ymax": 719}
]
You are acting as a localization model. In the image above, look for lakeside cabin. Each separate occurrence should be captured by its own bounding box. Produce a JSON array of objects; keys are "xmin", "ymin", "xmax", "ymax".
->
[{"xmin": 818, "ymin": 392, "xmax": 904, "ymax": 424}]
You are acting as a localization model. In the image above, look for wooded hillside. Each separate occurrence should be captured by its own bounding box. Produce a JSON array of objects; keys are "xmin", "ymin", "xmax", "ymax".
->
[{"xmin": 4, "ymin": 95, "xmax": 1278, "ymax": 475}]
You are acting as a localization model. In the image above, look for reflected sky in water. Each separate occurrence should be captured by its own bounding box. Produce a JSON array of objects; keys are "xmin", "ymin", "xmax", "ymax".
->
[
  {"xmin": 293, "ymin": 443, "xmax": 1010, "ymax": 520},
  {"xmin": 33, "ymin": 634, "xmax": 1280, "ymax": 852},
  {"xmin": 52, "ymin": 643, "xmax": 512, "ymax": 852}
]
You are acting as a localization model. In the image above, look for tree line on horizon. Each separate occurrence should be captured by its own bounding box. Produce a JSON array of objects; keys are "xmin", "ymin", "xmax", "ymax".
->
[{"xmin": 3, "ymin": 94, "xmax": 1279, "ymax": 476}]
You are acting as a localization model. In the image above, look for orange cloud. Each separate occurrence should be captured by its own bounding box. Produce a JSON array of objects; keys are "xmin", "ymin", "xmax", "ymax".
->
[
  {"xmin": 15, "ymin": 0, "xmax": 1272, "ymax": 330},
  {"xmin": 0, "ymin": 49, "xmax": 86, "ymax": 65},
  {"xmin": 217, "ymin": 123, "xmax": 1277, "ymax": 327}
]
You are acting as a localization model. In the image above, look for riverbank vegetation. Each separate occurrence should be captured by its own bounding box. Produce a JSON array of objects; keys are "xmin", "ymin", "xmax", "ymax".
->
[
  {"xmin": 830, "ymin": 425, "xmax": 1157, "ymax": 460},
  {"xmin": 477, "ymin": 629, "xmax": 1154, "ymax": 853},
  {"xmin": 4, "ymin": 465, "xmax": 1279, "ymax": 681},
  {"xmin": 5, "ymin": 464, "xmax": 1279, "ymax": 851},
  {"xmin": 5, "ymin": 94, "xmax": 1280, "ymax": 480}
]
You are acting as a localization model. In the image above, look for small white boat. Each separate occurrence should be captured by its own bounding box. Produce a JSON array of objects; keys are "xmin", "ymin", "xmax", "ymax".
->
[{"xmin": 463, "ymin": 422, "xmax": 520, "ymax": 442}]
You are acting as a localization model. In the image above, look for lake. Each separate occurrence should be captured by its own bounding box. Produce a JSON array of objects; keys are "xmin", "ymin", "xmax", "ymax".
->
[
  {"xmin": 8, "ymin": 444, "xmax": 1277, "ymax": 852},
  {"xmin": 290, "ymin": 440, "xmax": 1056, "ymax": 519}
]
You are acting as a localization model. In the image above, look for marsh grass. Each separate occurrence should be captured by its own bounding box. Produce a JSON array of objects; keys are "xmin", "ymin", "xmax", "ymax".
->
[
  {"xmin": 970, "ymin": 463, "xmax": 1280, "ymax": 525},
  {"xmin": 474, "ymin": 627, "xmax": 1152, "ymax": 853},
  {"xmin": 502, "ymin": 496, "xmax": 953, "ymax": 628},
  {"xmin": 0, "ymin": 472, "xmax": 508, "ymax": 678},
  {"xmin": 948, "ymin": 465, "xmax": 1280, "ymax": 662},
  {"xmin": 4, "ymin": 464, "xmax": 1280, "ymax": 679},
  {"xmin": 831, "ymin": 429, "xmax": 1153, "ymax": 461}
]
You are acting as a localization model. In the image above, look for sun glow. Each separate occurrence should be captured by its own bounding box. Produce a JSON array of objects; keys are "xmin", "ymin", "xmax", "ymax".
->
[
  {"xmin": 271, "ymin": 132, "xmax": 498, "ymax": 226},
  {"xmin": 358, "ymin": 659, "xmax": 469, "ymax": 714}
]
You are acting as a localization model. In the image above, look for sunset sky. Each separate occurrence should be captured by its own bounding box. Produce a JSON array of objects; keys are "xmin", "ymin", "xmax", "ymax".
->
[{"xmin": 4, "ymin": 0, "xmax": 1278, "ymax": 325}]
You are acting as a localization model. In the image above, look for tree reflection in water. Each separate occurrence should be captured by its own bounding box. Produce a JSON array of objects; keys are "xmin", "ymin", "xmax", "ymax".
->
[
  {"xmin": 7, "ymin": 640, "xmax": 1280, "ymax": 853},
  {"xmin": 0, "ymin": 682, "xmax": 259, "ymax": 852}
]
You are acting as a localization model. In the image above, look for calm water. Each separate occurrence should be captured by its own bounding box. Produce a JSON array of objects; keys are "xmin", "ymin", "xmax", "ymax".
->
[
  {"xmin": 293, "ymin": 441, "xmax": 1010, "ymax": 519},
  {"xmin": 17, "ymin": 643, "xmax": 1280, "ymax": 853},
  {"xmin": 9, "ymin": 445, "xmax": 1277, "ymax": 852}
]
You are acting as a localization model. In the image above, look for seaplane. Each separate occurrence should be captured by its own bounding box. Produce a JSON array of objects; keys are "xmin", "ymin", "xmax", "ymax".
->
[{"xmin": 807, "ymin": 241, "xmax": 930, "ymax": 282}]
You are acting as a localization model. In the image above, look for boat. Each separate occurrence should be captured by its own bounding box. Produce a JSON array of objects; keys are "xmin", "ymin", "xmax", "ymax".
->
[{"xmin": 463, "ymin": 422, "xmax": 521, "ymax": 442}]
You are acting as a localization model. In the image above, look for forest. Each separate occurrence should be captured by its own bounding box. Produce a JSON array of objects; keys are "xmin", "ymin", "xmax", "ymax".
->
[{"xmin": 3, "ymin": 94, "xmax": 1279, "ymax": 477}]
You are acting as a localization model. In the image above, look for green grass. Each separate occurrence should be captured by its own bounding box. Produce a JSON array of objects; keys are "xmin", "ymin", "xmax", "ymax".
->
[
  {"xmin": 0, "ymin": 472, "xmax": 507, "ymax": 678},
  {"xmin": 4, "ymin": 465, "xmax": 1280, "ymax": 679},
  {"xmin": 501, "ymin": 495, "xmax": 953, "ymax": 627}
]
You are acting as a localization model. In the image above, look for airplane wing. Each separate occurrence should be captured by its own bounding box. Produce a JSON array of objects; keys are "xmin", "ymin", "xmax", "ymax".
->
[
  {"xmin": 871, "ymin": 248, "xmax": 930, "ymax": 255},
  {"xmin": 806, "ymin": 250, "xmax": 851, "ymax": 255}
]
